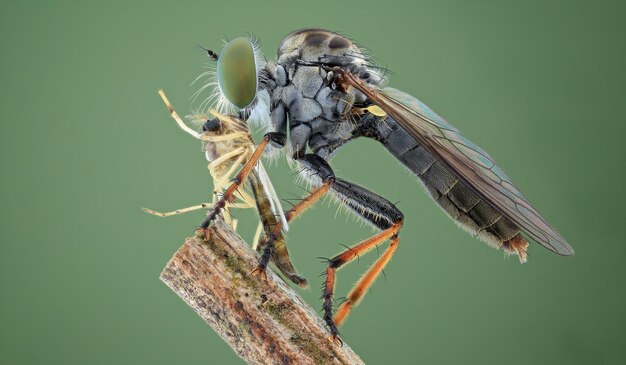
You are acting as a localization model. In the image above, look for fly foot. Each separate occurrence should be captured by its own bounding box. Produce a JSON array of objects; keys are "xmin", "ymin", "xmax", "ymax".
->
[
  {"xmin": 287, "ymin": 274, "xmax": 308, "ymax": 288},
  {"xmin": 194, "ymin": 227, "xmax": 212, "ymax": 243},
  {"xmin": 327, "ymin": 329, "xmax": 343, "ymax": 346},
  {"xmin": 251, "ymin": 266, "xmax": 268, "ymax": 282}
]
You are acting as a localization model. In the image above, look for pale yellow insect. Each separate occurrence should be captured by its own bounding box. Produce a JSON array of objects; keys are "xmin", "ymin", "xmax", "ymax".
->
[{"xmin": 144, "ymin": 90, "xmax": 306, "ymax": 286}]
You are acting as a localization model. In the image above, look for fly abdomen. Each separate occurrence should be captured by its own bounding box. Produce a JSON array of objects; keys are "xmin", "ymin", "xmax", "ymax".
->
[{"xmin": 370, "ymin": 117, "xmax": 525, "ymax": 256}]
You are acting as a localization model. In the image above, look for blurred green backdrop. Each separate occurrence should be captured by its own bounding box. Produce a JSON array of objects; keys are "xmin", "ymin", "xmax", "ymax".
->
[{"xmin": 1, "ymin": 1, "xmax": 625, "ymax": 364}]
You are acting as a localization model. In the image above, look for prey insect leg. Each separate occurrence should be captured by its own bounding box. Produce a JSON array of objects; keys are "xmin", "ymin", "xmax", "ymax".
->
[
  {"xmin": 198, "ymin": 132, "xmax": 285, "ymax": 235},
  {"xmin": 158, "ymin": 90, "xmax": 203, "ymax": 139},
  {"xmin": 210, "ymin": 148, "xmax": 249, "ymax": 192},
  {"xmin": 155, "ymin": 90, "xmax": 307, "ymax": 285},
  {"xmin": 143, "ymin": 203, "xmax": 255, "ymax": 217},
  {"xmin": 252, "ymin": 154, "xmax": 335, "ymax": 280},
  {"xmin": 322, "ymin": 178, "xmax": 404, "ymax": 341}
]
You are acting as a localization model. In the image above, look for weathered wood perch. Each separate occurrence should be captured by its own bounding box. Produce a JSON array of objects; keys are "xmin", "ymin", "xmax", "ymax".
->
[{"xmin": 160, "ymin": 218, "xmax": 364, "ymax": 365}]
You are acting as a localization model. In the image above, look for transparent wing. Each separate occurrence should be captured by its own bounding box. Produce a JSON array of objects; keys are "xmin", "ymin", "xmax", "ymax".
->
[
  {"xmin": 255, "ymin": 161, "xmax": 289, "ymax": 232},
  {"xmin": 343, "ymin": 72, "xmax": 573, "ymax": 255}
]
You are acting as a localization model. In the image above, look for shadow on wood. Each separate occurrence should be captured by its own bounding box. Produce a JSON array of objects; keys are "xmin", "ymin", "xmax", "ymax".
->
[{"xmin": 160, "ymin": 218, "xmax": 365, "ymax": 365}]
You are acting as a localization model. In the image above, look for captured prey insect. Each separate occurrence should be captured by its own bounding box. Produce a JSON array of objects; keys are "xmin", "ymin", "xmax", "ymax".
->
[
  {"xmin": 144, "ymin": 90, "xmax": 307, "ymax": 287},
  {"xmin": 195, "ymin": 29, "xmax": 574, "ymax": 342}
]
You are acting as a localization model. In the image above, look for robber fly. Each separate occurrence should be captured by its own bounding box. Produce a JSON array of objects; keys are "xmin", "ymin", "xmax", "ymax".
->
[
  {"xmin": 144, "ymin": 90, "xmax": 307, "ymax": 287},
  {"xmin": 192, "ymin": 29, "xmax": 574, "ymax": 342}
]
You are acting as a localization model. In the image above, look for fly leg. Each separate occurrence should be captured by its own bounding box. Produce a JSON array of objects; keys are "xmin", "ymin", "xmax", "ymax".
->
[
  {"xmin": 198, "ymin": 132, "xmax": 285, "ymax": 237},
  {"xmin": 252, "ymin": 154, "xmax": 335, "ymax": 280},
  {"xmin": 322, "ymin": 178, "xmax": 404, "ymax": 342},
  {"xmin": 157, "ymin": 89, "xmax": 270, "ymax": 236}
]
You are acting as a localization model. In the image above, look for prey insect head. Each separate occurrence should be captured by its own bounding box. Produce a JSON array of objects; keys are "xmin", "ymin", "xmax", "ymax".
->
[{"xmin": 202, "ymin": 118, "xmax": 221, "ymax": 132}]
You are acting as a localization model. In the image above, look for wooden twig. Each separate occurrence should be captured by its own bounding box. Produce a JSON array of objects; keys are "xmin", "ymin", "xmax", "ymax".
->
[{"xmin": 160, "ymin": 218, "xmax": 364, "ymax": 365}]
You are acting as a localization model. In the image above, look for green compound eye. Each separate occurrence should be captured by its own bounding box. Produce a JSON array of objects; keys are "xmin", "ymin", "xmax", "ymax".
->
[{"xmin": 217, "ymin": 37, "xmax": 258, "ymax": 109}]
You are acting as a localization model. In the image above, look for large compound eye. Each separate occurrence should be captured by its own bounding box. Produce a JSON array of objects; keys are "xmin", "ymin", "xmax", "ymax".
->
[{"xmin": 217, "ymin": 37, "xmax": 258, "ymax": 109}]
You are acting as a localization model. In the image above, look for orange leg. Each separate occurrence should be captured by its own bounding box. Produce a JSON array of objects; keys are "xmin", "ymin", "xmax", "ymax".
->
[
  {"xmin": 252, "ymin": 177, "xmax": 334, "ymax": 280},
  {"xmin": 254, "ymin": 178, "xmax": 334, "ymax": 251},
  {"xmin": 199, "ymin": 134, "xmax": 271, "ymax": 236},
  {"xmin": 323, "ymin": 220, "xmax": 403, "ymax": 342}
]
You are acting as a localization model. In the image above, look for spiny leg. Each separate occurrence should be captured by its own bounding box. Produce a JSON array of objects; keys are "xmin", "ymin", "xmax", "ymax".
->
[
  {"xmin": 199, "ymin": 132, "xmax": 284, "ymax": 235},
  {"xmin": 208, "ymin": 146, "xmax": 259, "ymax": 208},
  {"xmin": 323, "ymin": 224, "xmax": 402, "ymax": 341},
  {"xmin": 252, "ymin": 154, "xmax": 335, "ymax": 280},
  {"xmin": 157, "ymin": 90, "xmax": 260, "ymax": 233},
  {"xmin": 322, "ymin": 178, "xmax": 404, "ymax": 341},
  {"xmin": 333, "ymin": 234, "xmax": 400, "ymax": 326}
]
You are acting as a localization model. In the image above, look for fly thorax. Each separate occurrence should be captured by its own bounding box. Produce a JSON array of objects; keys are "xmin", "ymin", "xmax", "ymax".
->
[
  {"xmin": 277, "ymin": 29, "xmax": 361, "ymax": 66},
  {"xmin": 269, "ymin": 29, "xmax": 385, "ymax": 156}
]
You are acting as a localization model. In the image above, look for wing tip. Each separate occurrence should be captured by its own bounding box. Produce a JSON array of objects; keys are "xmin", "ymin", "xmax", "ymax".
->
[
  {"xmin": 550, "ymin": 241, "xmax": 575, "ymax": 256},
  {"xmin": 532, "ymin": 234, "xmax": 575, "ymax": 256}
]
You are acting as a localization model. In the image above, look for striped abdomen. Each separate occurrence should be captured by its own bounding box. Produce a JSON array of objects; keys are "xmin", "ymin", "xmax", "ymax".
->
[{"xmin": 372, "ymin": 117, "xmax": 528, "ymax": 258}]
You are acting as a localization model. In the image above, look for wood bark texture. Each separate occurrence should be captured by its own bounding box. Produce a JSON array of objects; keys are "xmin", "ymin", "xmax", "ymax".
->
[{"xmin": 160, "ymin": 218, "xmax": 365, "ymax": 365}]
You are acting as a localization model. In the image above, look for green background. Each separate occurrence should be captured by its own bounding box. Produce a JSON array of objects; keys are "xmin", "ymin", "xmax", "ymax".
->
[{"xmin": 1, "ymin": 1, "xmax": 625, "ymax": 364}]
